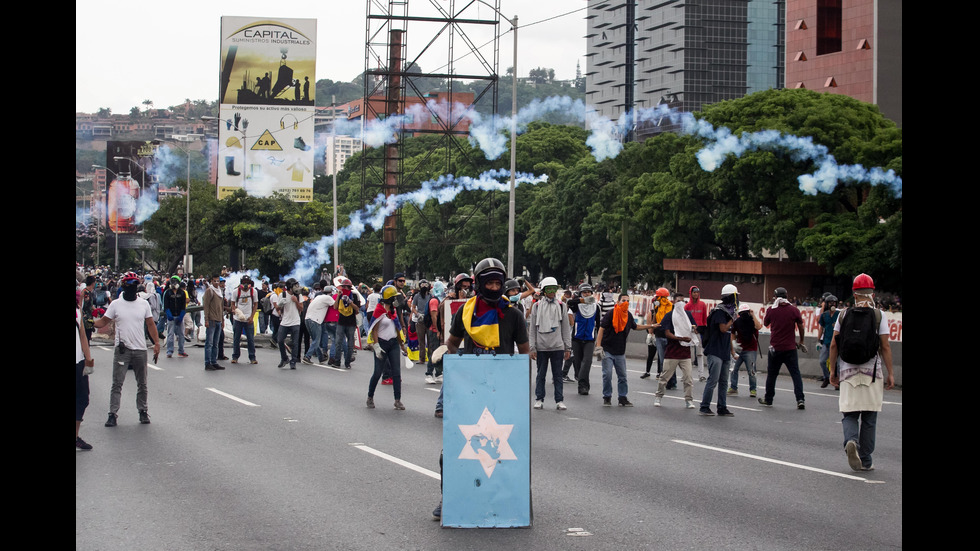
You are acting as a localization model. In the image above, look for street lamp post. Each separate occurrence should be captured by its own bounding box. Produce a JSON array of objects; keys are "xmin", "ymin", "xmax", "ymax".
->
[{"xmin": 507, "ymin": 14, "xmax": 518, "ymax": 278}]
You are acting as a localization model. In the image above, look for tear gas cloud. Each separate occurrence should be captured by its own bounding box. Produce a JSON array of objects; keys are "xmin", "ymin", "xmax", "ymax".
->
[{"xmin": 284, "ymin": 169, "xmax": 548, "ymax": 283}]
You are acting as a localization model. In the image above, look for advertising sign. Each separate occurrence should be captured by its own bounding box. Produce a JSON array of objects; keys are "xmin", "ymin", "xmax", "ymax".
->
[
  {"xmin": 217, "ymin": 17, "xmax": 316, "ymax": 201},
  {"xmin": 442, "ymin": 353, "xmax": 531, "ymax": 528}
]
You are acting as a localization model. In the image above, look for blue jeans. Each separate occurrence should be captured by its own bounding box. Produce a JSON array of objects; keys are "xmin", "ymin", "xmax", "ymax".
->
[
  {"xmin": 204, "ymin": 320, "xmax": 222, "ymax": 365},
  {"xmin": 601, "ymin": 351, "xmax": 628, "ymax": 399},
  {"xmin": 278, "ymin": 324, "xmax": 300, "ymax": 364},
  {"xmin": 368, "ymin": 337, "xmax": 401, "ymax": 400},
  {"xmin": 535, "ymin": 350, "xmax": 565, "ymax": 403},
  {"xmin": 763, "ymin": 349, "xmax": 805, "ymax": 403},
  {"xmin": 818, "ymin": 343, "xmax": 832, "ymax": 380},
  {"xmin": 730, "ymin": 350, "xmax": 757, "ymax": 391},
  {"xmin": 258, "ymin": 311, "xmax": 269, "ymax": 335},
  {"xmin": 335, "ymin": 324, "xmax": 356, "ymax": 366},
  {"xmin": 166, "ymin": 316, "xmax": 185, "ymax": 354},
  {"xmin": 323, "ymin": 321, "xmax": 338, "ymax": 360},
  {"xmin": 842, "ymin": 411, "xmax": 877, "ymax": 469},
  {"xmin": 304, "ymin": 319, "xmax": 324, "ymax": 362},
  {"xmin": 233, "ymin": 320, "xmax": 256, "ymax": 361},
  {"xmin": 701, "ymin": 354, "xmax": 731, "ymax": 411}
]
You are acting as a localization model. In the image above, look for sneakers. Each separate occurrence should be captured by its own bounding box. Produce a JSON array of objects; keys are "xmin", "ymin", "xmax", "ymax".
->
[
  {"xmin": 556, "ymin": 402, "xmax": 567, "ymax": 411},
  {"xmin": 750, "ymin": 389, "xmax": 757, "ymax": 397},
  {"xmin": 76, "ymin": 437, "xmax": 93, "ymax": 450},
  {"xmin": 562, "ymin": 376, "xmax": 575, "ymax": 383},
  {"xmin": 820, "ymin": 378, "xmax": 830, "ymax": 389},
  {"xmin": 250, "ymin": 359, "xmax": 258, "ymax": 365},
  {"xmin": 653, "ymin": 397, "xmax": 662, "ymax": 407},
  {"xmin": 758, "ymin": 398, "xmax": 773, "ymax": 407},
  {"xmin": 432, "ymin": 502, "xmax": 442, "ymax": 520},
  {"xmin": 166, "ymin": 353, "xmax": 173, "ymax": 358},
  {"xmin": 797, "ymin": 400, "xmax": 806, "ymax": 410},
  {"xmin": 699, "ymin": 376, "xmax": 706, "ymax": 382},
  {"xmin": 618, "ymin": 396, "xmax": 633, "ymax": 407},
  {"xmin": 685, "ymin": 400, "xmax": 697, "ymax": 409},
  {"xmin": 845, "ymin": 440, "xmax": 862, "ymax": 471},
  {"xmin": 533, "ymin": 400, "xmax": 544, "ymax": 409},
  {"xmin": 302, "ymin": 357, "xmax": 314, "ymax": 365},
  {"xmin": 205, "ymin": 364, "xmax": 218, "ymax": 371},
  {"xmin": 727, "ymin": 388, "xmax": 738, "ymax": 395},
  {"xmin": 394, "ymin": 400, "xmax": 405, "ymax": 410},
  {"xmin": 861, "ymin": 464, "xmax": 875, "ymax": 471},
  {"xmin": 382, "ymin": 377, "xmax": 393, "ymax": 385},
  {"xmin": 717, "ymin": 409, "xmax": 734, "ymax": 417},
  {"xmin": 212, "ymin": 363, "xmax": 225, "ymax": 370},
  {"xmin": 139, "ymin": 411, "xmax": 151, "ymax": 424},
  {"xmin": 603, "ymin": 397, "xmax": 612, "ymax": 407},
  {"xmin": 219, "ymin": 356, "xmax": 229, "ymax": 361},
  {"xmin": 434, "ymin": 410, "xmax": 443, "ymax": 418},
  {"xmin": 366, "ymin": 397, "xmax": 375, "ymax": 409},
  {"xmin": 699, "ymin": 408, "xmax": 715, "ymax": 416},
  {"xmin": 278, "ymin": 361, "xmax": 287, "ymax": 368},
  {"xmin": 178, "ymin": 352, "xmax": 189, "ymax": 358},
  {"xmin": 105, "ymin": 413, "xmax": 117, "ymax": 427},
  {"xmin": 640, "ymin": 372, "xmax": 651, "ymax": 379},
  {"xmin": 425, "ymin": 375, "xmax": 436, "ymax": 384},
  {"xmin": 434, "ymin": 375, "xmax": 443, "ymax": 383},
  {"xmin": 231, "ymin": 358, "xmax": 239, "ymax": 364},
  {"xmin": 290, "ymin": 363, "xmax": 297, "ymax": 370}
]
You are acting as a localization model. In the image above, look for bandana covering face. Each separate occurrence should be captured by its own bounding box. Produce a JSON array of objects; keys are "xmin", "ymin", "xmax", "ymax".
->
[
  {"xmin": 654, "ymin": 297, "xmax": 673, "ymax": 323},
  {"xmin": 461, "ymin": 296, "xmax": 509, "ymax": 349},
  {"xmin": 612, "ymin": 301, "xmax": 630, "ymax": 333}
]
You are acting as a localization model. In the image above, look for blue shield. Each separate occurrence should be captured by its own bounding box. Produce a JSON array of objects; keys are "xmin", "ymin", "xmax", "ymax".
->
[{"xmin": 442, "ymin": 353, "xmax": 531, "ymax": 527}]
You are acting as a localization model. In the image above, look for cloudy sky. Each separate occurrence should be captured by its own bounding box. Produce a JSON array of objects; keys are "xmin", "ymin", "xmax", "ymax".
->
[{"xmin": 76, "ymin": 0, "xmax": 589, "ymax": 114}]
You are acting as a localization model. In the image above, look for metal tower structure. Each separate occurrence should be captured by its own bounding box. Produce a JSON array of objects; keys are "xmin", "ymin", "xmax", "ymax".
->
[{"xmin": 363, "ymin": 0, "xmax": 501, "ymax": 281}]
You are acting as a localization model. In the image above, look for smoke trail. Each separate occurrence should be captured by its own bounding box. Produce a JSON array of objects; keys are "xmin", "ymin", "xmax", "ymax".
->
[
  {"xmin": 341, "ymin": 96, "xmax": 901, "ymax": 197},
  {"xmin": 284, "ymin": 169, "xmax": 548, "ymax": 284}
]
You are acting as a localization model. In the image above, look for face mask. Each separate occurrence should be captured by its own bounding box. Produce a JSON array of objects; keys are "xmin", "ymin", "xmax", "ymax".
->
[
  {"xmin": 508, "ymin": 294, "xmax": 520, "ymax": 303},
  {"xmin": 582, "ymin": 296, "xmax": 595, "ymax": 304},
  {"xmin": 122, "ymin": 285, "xmax": 138, "ymax": 301}
]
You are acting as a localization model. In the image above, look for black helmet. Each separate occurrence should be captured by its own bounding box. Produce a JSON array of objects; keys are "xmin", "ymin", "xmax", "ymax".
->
[
  {"xmin": 774, "ymin": 287, "xmax": 788, "ymax": 298},
  {"xmin": 474, "ymin": 257, "xmax": 505, "ymax": 285},
  {"xmin": 503, "ymin": 279, "xmax": 521, "ymax": 292}
]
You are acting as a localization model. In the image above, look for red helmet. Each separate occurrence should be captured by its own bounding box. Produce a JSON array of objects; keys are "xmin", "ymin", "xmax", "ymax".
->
[
  {"xmin": 339, "ymin": 278, "xmax": 353, "ymax": 288},
  {"xmin": 121, "ymin": 272, "xmax": 140, "ymax": 286},
  {"xmin": 852, "ymin": 273, "xmax": 875, "ymax": 291},
  {"xmin": 655, "ymin": 287, "xmax": 670, "ymax": 297}
]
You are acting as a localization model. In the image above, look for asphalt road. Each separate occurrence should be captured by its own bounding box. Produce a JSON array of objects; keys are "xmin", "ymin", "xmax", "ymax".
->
[{"xmin": 77, "ymin": 335, "xmax": 902, "ymax": 550}]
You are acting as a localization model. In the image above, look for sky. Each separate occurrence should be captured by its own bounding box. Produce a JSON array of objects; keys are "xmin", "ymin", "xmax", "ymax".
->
[{"xmin": 75, "ymin": 0, "xmax": 589, "ymax": 114}]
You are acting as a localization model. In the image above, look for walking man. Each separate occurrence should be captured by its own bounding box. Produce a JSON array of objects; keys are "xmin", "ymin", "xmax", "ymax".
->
[
  {"xmin": 528, "ymin": 277, "xmax": 571, "ymax": 410},
  {"xmin": 829, "ymin": 274, "xmax": 894, "ymax": 471},
  {"xmin": 595, "ymin": 293, "xmax": 653, "ymax": 407},
  {"xmin": 759, "ymin": 287, "xmax": 807, "ymax": 409}
]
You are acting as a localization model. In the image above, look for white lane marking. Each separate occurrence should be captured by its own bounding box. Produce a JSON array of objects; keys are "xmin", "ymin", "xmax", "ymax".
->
[
  {"xmin": 425, "ymin": 388, "xmax": 440, "ymax": 393},
  {"xmin": 350, "ymin": 443, "xmax": 441, "ymax": 480},
  {"xmin": 316, "ymin": 364, "xmax": 348, "ymax": 372},
  {"xmin": 205, "ymin": 387, "xmax": 260, "ymax": 407},
  {"xmin": 673, "ymin": 439, "xmax": 873, "ymax": 482},
  {"xmin": 148, "ymin": 363, "xmax": 163, "ymax": 371}
]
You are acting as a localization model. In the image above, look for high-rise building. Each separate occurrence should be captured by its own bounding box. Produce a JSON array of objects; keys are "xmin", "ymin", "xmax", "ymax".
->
[
  {"xmin": 585, "ymin": 0, "xmax": 785, "ymax": 139},
  {"xmin": 785, "ymin": 0, "xmax": 901, "ymax": 126}
]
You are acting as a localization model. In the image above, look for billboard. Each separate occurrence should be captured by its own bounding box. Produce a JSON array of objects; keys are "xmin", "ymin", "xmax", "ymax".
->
[
  {"xmin": 217, "ymin": 17, "xmax": 316, "ymax": 201},
  {"xmin": 105, "ymin": 141, "xmax": 158, "ymax": 243}
]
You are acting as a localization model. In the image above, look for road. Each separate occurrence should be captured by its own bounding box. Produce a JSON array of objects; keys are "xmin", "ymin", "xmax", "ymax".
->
[{"xmin": 77, "ymin": 336, "xmax": 902, "ymax": 550}]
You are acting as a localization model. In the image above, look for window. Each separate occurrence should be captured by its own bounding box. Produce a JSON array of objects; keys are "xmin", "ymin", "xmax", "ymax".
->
[{"xmin": 816, "ymin": 0, "xmax": 842, "ymax": 55}]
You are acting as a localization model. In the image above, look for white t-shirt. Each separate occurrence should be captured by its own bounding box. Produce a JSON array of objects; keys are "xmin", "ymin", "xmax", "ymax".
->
[
  {"xmin": 278, "ymin": 293, "xmax": 302, "ymax": 326},
  {"xmin": 232, "ymin": 287, "xmax": 258, "ymax": 318},
  {"xmin": 366, "ymin": 292, "xmax": 381, "ymax": 313},
  {"xmin": 103, "ymin": 298, "xmax": 152, "ymax": 350},
  {"xmin": 76, "ymin": 308, "xmax": 85, "ymax": 363},
  {"xmin": 306, "ymin": 294, "xmax": 336, "ymax": 324}
]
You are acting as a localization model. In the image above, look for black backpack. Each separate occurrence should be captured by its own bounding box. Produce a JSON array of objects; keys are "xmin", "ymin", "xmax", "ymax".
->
[{"xmin": 835, "ymin": 307, "xmax": 882, "ymax": 377}]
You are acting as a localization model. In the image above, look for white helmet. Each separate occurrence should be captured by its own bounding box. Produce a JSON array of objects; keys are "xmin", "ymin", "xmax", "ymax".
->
[
  {"xmin": 540, "ymin": 277, "xmax": 559, "ymax": 289},
  {"xmin": 721, "ymin": 284, "xmax": 738, "ymax": 296}
]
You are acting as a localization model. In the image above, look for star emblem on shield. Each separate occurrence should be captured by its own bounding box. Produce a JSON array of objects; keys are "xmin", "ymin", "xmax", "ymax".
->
[{"xmin": 457, "ymin": 407, "xmax": 518, "ymax": 478}]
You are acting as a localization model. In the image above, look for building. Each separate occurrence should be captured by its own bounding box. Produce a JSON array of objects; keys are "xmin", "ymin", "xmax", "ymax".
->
[
  {"xmin": 324, "ymin": 134, "xmax": 362, "ymax": 176},
  {"xmin": 337, "ymin": 91, "xmax": 475, "ymax": 137},
  {"xmin": 785, "ymin": 0, "xmax": 901, "ymax": 126},
  {"xmin": 585, "ymin": 0, "xmax": 785, "ymax": 138}
]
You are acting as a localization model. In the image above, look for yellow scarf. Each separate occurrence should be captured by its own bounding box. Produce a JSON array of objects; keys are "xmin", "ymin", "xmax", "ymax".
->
[
  {"xmin": 654, "ymin": 298, "xmax": 673, "ymax": 323},
  {"xmin": 461, "ymin": 296, "xmax": 502, "ymax": 349}
]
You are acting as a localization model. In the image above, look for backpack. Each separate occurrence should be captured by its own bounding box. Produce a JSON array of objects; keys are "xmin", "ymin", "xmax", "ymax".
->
[{"xmin": 835, "ymin": 307, "xmax": 882, "ymax": 376}]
